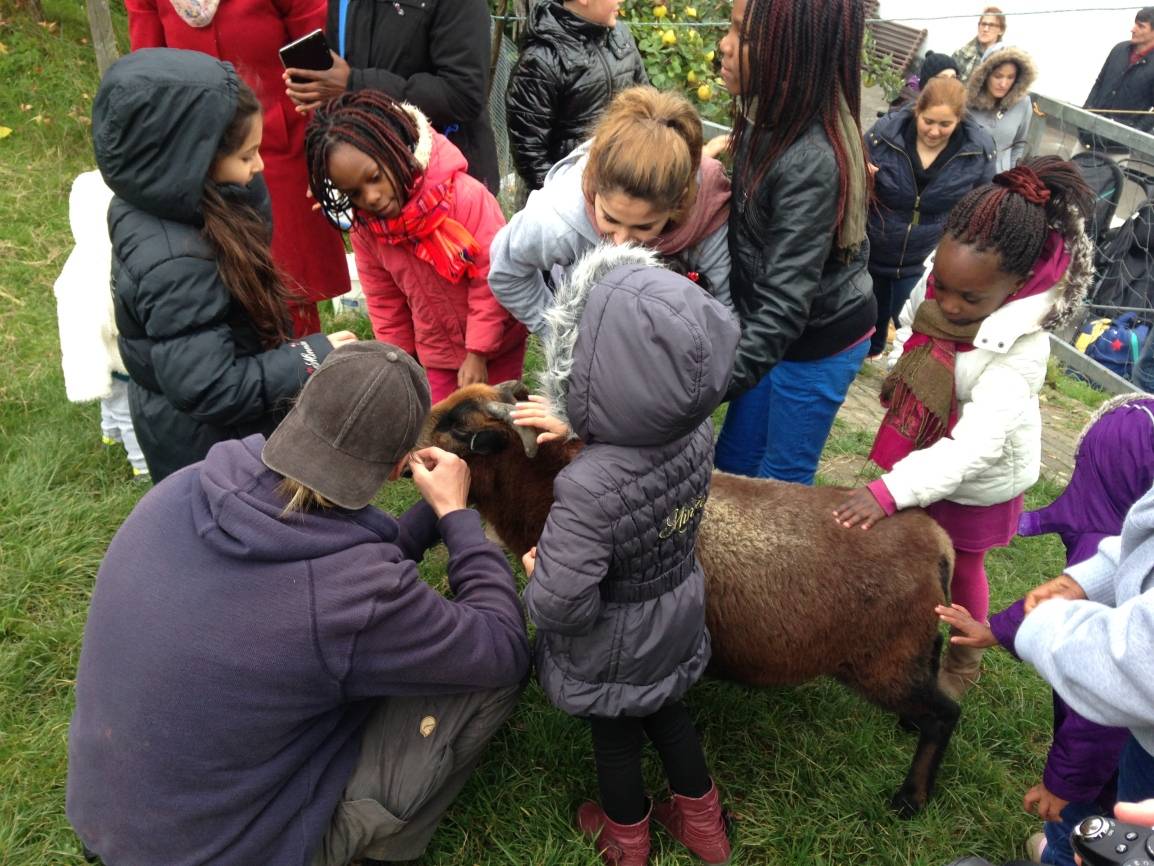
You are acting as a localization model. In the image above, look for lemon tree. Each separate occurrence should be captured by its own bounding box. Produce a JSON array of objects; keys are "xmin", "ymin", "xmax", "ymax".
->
[{"xmin": 618, "ymin": 0, "xmax": 731, "ymax": 123}]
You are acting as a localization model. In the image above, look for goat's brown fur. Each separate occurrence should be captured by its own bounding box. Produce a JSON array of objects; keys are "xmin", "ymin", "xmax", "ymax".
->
[{"xmin": 419, "ymin": 384, "xmax": 961, "ymax": 816}]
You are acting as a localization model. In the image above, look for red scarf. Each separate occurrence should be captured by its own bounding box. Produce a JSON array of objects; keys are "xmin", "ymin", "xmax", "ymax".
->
[{"xmin": 363, "ymin": 176, "xmax": 480, "ymax": 284}]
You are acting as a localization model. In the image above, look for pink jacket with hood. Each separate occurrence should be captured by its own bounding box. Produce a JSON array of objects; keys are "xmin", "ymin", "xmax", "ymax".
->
[{"xmin": 351, "ymin": 108, "xmax": 527, "ymax": 371}]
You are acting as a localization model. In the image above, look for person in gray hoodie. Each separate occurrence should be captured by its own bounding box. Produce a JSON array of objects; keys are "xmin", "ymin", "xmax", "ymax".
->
[
  {"xmin": 515, "ymin": 244, "xmax": 740, "ymax": 866},
  {"xmin": 489, "ymin": 86, "xmax": 732, "ymax": 338},
  {"xmin": 940, "ymin": 479, "xmax": 1154, "ymax": 809}
]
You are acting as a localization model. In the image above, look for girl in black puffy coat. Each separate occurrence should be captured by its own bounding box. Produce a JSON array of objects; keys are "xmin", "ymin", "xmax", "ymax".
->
[
  {"xmin": 505, "ymin": 0, "xmax": 648, "ymax": 191},
  {"xmin": 92, "ymin": 49, "xmax": 356, "ymax": 481}
]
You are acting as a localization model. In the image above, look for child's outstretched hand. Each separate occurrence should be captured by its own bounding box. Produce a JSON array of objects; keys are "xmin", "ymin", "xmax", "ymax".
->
[
  {"xmin": 510, "ymin": 395, "xmax": 571, "ymax": 444},
  {"xmin": 935, "ymin": 603, "xmax": 998, "ymax": 648},
  {"xmin": 1024, "ymin": 574, "xmax": 1087, "ymax": 613},
  {"xmin": 1023, "ymin": 781, "xmax": 1069, "ymax": 823},
  {"xmin": 833, "ymin": 487, "xmax": 886, "ymax": 530}
]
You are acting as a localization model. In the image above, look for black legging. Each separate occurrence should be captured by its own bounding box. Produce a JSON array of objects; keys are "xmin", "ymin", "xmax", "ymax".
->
[{"xmin": 587, "ymin": 699, "xmax": 711, "ymax": 825}]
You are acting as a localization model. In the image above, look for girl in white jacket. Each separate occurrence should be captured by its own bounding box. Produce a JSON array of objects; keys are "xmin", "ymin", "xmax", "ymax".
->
[{"xmin": 833, "ymin": 157, "xmax": 1095, "ymax": 698}]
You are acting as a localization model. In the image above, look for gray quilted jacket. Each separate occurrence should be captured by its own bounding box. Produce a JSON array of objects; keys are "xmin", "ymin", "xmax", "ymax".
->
[{"xmin": 523, "ymin": 245, "xmax": 740, "ymax": 718}]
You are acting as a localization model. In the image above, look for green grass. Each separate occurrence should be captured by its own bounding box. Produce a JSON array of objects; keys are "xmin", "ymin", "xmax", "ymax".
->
[{"xmin": 0, "ymin": 6, "xmax": 1085, "ymax": 864}]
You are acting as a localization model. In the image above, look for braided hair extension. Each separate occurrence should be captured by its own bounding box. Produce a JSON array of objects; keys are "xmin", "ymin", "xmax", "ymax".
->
[
  {"xmin": 305, "ymin": 91, "xmax": 421, "ymax": 229},
  {"xmin": 201, "ymin": 80, "xmax": 292, "ymax": 349},
  {"xmin": 731, "ymin": 0, "xmax": 867, "ymax": 245},
  {"xmin": 944, "ymin": 156, "xmax": 1095, "ymax": 326}
]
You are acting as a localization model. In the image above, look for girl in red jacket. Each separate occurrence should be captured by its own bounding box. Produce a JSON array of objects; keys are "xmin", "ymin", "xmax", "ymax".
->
[{"xmin": 305, "ymin": 92, "xmax": 527, "ymax": 402}]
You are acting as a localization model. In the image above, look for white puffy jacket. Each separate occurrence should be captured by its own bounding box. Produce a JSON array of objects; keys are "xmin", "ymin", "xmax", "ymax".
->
[{"xmin": 880, "ymin": 271, "xmax": 1061, "ymax": 509}]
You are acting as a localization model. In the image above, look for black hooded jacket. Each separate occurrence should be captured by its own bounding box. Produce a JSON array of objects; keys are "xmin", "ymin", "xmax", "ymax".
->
[
  {"xmin": 92, "ymin": 49, "xmax": 332, "ymax": 482},
  {"xmin": 1085, "ymin": 40, "xmax": 1154, "ymax": 134},
  {"xmin": 505, "ymin": 1, "xmax": 648, "ymax": 190}
]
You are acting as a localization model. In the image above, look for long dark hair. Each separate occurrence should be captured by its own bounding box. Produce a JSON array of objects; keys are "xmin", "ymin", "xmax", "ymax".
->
[
  {"xmin": 731, "ymin": 0, "xmax": 867, "ymax": 243},
  {"xmin": 305, "ymin": 91, "xmax": 421, "ymax": 229},
  {"xmin": 200, "ymin": 80, "xmax": 292, "ymax": 348}
]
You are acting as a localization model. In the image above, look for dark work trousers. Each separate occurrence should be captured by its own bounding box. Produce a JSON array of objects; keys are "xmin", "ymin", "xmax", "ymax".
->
[
  {"xmin": 311, "ymin": 684, "xmax": 522, "ymax": 865},
  {"xmin": 587, "ymin": 699, "xmax": 711, "ymax": 825}
]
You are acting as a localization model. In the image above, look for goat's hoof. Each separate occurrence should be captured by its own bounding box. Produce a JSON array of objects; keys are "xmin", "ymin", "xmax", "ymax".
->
[{"xmin": 889, "ymin": 788, "xmax": 925, "ymax": 819}]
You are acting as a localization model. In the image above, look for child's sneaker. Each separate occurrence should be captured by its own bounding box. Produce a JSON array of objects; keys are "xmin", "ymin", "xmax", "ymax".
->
[
  {"xmin": 1026, "ymin": 830, "xmax": 1047, "ymax": 863},
  {"xmin": 131, "ymin": 467, "xmax": 151, "ymax": 484},
  {"xmin": 101, "ymin": 434, "xmax": 121, "ymax": 447}
]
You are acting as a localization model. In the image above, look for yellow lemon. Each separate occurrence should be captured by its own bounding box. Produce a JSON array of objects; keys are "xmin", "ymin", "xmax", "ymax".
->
[
  {"xmin": 653, "ymin": 4, "xmax": 667, "ymax": 18},
  {"xmin": 704, "ymin": 49, "xmax": 715, "ymax": 62},
  {"xmin": 662, "ymin": 29, "xmax": 677, "ymax": 45},
  {"xmin": 697, "ymin": 84, "xmax": 712, "ymax": 101},
  {"xmin": 686, "ymin": 70, "xmax": 698, "ymax": 84},
  {"xmin": 685, "ymin": 6, "xmax": 697, "ymax": 16}
]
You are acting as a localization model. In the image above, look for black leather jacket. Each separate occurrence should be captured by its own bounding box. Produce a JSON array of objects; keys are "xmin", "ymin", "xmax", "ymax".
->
[
  {"xmin": 505, "ymin": 0, "xmax": 648, "ymax": 190},
  {"xmin": 726, "ymin": 124, "xmax": 875, "ymax": 399}
]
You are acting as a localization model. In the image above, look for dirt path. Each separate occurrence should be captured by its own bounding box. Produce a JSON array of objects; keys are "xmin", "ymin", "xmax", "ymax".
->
[{"xmin": 818, "ymin": 362, "xmax": 1097, "ymax": 488}]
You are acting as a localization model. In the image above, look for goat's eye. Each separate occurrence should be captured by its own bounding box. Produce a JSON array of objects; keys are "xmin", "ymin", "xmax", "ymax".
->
[{"xmin": 449, "ymin": 427, "xmax": 473, "ymax": 442}]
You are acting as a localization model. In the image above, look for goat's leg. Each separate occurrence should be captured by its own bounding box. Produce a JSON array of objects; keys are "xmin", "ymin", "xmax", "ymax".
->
[{"xmin": 887, "ymin": 680, "xmax": 960, "ymax": 818}]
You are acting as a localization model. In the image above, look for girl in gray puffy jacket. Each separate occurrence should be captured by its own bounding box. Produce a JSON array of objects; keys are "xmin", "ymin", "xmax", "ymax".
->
[{"xmin": 514, "ymin": 245, "xmax": 739, "ymax": 866}]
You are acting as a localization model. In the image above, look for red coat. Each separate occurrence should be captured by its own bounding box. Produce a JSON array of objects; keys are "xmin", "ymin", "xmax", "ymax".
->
[
  {"xmin": 126, "ymin": 0, "xmax": 350, "ymax": 335},
  {"xmin": 351, "ymin": 132, "xmax": 527, "ymax": 372}
]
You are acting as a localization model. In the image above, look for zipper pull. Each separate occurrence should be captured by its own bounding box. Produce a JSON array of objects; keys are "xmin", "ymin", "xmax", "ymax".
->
[
  {"xmin": 393, "ymin": 2, "xmax": 404, "ymax": 14},
  {"xmin": 911, "ymin": 194, "xmax": 921, "ymax": 226}
]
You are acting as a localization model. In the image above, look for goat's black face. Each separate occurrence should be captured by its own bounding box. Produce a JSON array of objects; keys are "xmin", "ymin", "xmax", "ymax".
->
[{"xmin": 428, "ymin": 397, "xmax": 513, "ymax": 458}]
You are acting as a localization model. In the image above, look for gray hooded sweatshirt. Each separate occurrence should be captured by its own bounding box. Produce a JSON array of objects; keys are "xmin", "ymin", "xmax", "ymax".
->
[
  {"xmin": 1016, "ymin": 481, "xmax": 1154, "ymax": 759},
  {"xmin": 488, "ymin": 141, "xmax": 732, "ymax": 337},
  {"xmin": 523, "ymin": 244, "xmax": 740, "ymax": 718}
]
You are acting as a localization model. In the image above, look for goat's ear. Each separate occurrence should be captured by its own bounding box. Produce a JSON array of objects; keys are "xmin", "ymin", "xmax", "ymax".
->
[
  {"xmin": 493, "ymin": 380, "xmax": 530, "ymax": 405},
  {"xmin": 482, "ymin": 400, "xmax": 539, "ymax": 459},
  {"xmin": 467, "ymin": 429, "xmax": 509, "ymax": 455}
]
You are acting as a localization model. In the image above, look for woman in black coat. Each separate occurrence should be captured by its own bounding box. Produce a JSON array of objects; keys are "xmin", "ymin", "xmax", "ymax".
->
[{"xmin": 864, "ymin": 76, "xmax": 996, "ymax": 357}]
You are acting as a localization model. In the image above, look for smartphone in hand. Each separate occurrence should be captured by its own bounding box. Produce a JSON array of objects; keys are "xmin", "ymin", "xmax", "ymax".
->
[{"xmin": 279, "ymin": 29, "xmax": 333, "ymax": 83}]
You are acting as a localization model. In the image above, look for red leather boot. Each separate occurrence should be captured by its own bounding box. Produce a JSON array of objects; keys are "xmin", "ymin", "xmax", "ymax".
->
[
  {"xmin": 576, "ymin": 801, "xmax": 651, "ymax": 866},
  {"xmin": 652, "ymin": 781, "xmax": 731, "ymax": 864}
]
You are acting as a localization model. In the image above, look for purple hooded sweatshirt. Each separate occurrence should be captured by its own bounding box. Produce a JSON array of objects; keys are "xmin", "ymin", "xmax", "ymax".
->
[
  {"xmin": 989, "ymin": 397, "xmax": 1154, "ymax": 804},
  {"xmin": 67, "ymin": 435, "xmax": 530, "ymax": 866}
]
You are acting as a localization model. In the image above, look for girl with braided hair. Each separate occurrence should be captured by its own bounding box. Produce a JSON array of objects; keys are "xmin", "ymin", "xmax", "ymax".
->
[
  {"xmin": 834, "ymin": 156, "xmax": 1096, "ymax": 699},
  {"xmin": 713, "ymin": 0, "xmax": 877, "ymax": 485},
  {"xmin": 305, "ymin": 91, "xmax": 527, "ymax": 402}
]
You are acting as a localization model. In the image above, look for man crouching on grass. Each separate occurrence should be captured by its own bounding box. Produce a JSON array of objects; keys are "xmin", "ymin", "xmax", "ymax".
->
[{"xmin": 66, "ymin": 342, "xmax": 529, "ymax": 866}]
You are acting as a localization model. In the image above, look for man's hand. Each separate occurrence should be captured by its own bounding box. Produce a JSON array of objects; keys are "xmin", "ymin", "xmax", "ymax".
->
[
  {"xmin": 408, "ymin": 447, "xmax": 470, "ymax": 518},
  {"xmin": 457, "ymin": 352, "xmax": 488, "ymax": 388},
  {"xmin": 1024, "ymin": 574, "xmax": 1086, "ymax": 614},
  {"xmin": 521, "ymin": 546, "xmax": 537, "ymax": 578},
  {"xmin": 833, "ymin": 487, "xmax": 887, "ymax": 530},
  {"xmin": 283, "ymin": 52, "xmax": 351, "ymax": 113},
  {"xmin": 327, "ymin": 330, "xmax": 359, "ymax": 348},
  {"xmin": 935, "ymin": 603, "xmax": 998, "ymax": 648},
  {"xmin": 1024, "ymin": 782, "xmax": 1069, "ymax": 822}
]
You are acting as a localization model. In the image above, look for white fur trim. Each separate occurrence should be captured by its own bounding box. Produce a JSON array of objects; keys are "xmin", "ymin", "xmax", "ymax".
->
[
  {"xmin": 538, "ymin": 243, "xmax": 662, "ymax": 428},
  {"xmin": 399, "ymin": 102, "xmax": 434, "ymax": 170}
]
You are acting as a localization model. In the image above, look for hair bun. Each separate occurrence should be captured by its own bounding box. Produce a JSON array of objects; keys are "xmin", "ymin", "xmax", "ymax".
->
[{"xmin": 993, "ymin": 165, "xmax": 1051, "ymax": 206}]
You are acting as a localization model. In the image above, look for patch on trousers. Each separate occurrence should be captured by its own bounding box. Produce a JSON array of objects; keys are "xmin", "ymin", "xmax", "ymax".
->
[{"xmin": 420, "ymin": 715, "xmax": 437, "ymax": 737}]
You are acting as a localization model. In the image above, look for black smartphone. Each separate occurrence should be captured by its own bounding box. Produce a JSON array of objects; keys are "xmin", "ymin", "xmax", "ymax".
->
[{"xmin": 279, "ymin": 29, "xmax": 333, "ymax": 83}]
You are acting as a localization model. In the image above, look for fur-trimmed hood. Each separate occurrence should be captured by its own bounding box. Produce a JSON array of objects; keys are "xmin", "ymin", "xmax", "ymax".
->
[
  {"xmin": 967, "ymin": 45, "xmax": 1037, "ymax": 112},
  {"xmin": 538, "ymin": 243, "xmax": 739, "ymax": 446}
]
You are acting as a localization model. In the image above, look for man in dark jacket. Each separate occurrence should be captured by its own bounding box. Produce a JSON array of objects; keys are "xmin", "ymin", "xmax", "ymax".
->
[
  {"xmin": 505, "ymin": 0, "xmax": 648, "ymax": 191},
  {"xmin": 1084, "ymin": 8, "xmax": 1154, "ymax": 138},
  {"xmin": 67, "ymin": 343, "xmax": 530, "ymax": 866},
  {"xmin": 284, "ymin": 0, "xmax": 500, "ymax": 193}
]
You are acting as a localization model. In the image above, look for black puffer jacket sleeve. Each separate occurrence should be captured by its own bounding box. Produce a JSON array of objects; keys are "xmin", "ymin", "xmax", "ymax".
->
[
  {"xmin": 506, "ymin": 47, "xmax": 563, "ymax": 189},
  {"xmin": 346, "ymin": 0, "xmax": 489, "ymax": 128},
  {"xmin": 138, "ymin": 254, "xmax": 331, "ymax": 427},
  {"xmin": 727, "ymin": 142, "xmax": 840, "ymax": 397}
]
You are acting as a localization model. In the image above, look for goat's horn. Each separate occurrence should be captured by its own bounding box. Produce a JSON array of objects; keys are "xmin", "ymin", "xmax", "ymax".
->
[{"xmin": 483, "ymin": 401, "xmax": 539, "ymax": 459}]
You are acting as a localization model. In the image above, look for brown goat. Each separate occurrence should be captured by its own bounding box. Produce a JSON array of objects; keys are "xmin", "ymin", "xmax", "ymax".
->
[{"xmin": 420, "ymin": 381, "xmax": 961, "ymax": 816}]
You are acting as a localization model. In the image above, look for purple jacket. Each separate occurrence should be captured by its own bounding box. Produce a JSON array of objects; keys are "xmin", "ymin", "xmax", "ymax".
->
[
  {"xmin": 67, "ymin": 435, "xmax": 529, "ymax": 866},
  {"xmin": 989, "ymin": 397, "xmax": 1154, "ymax": 803}
]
